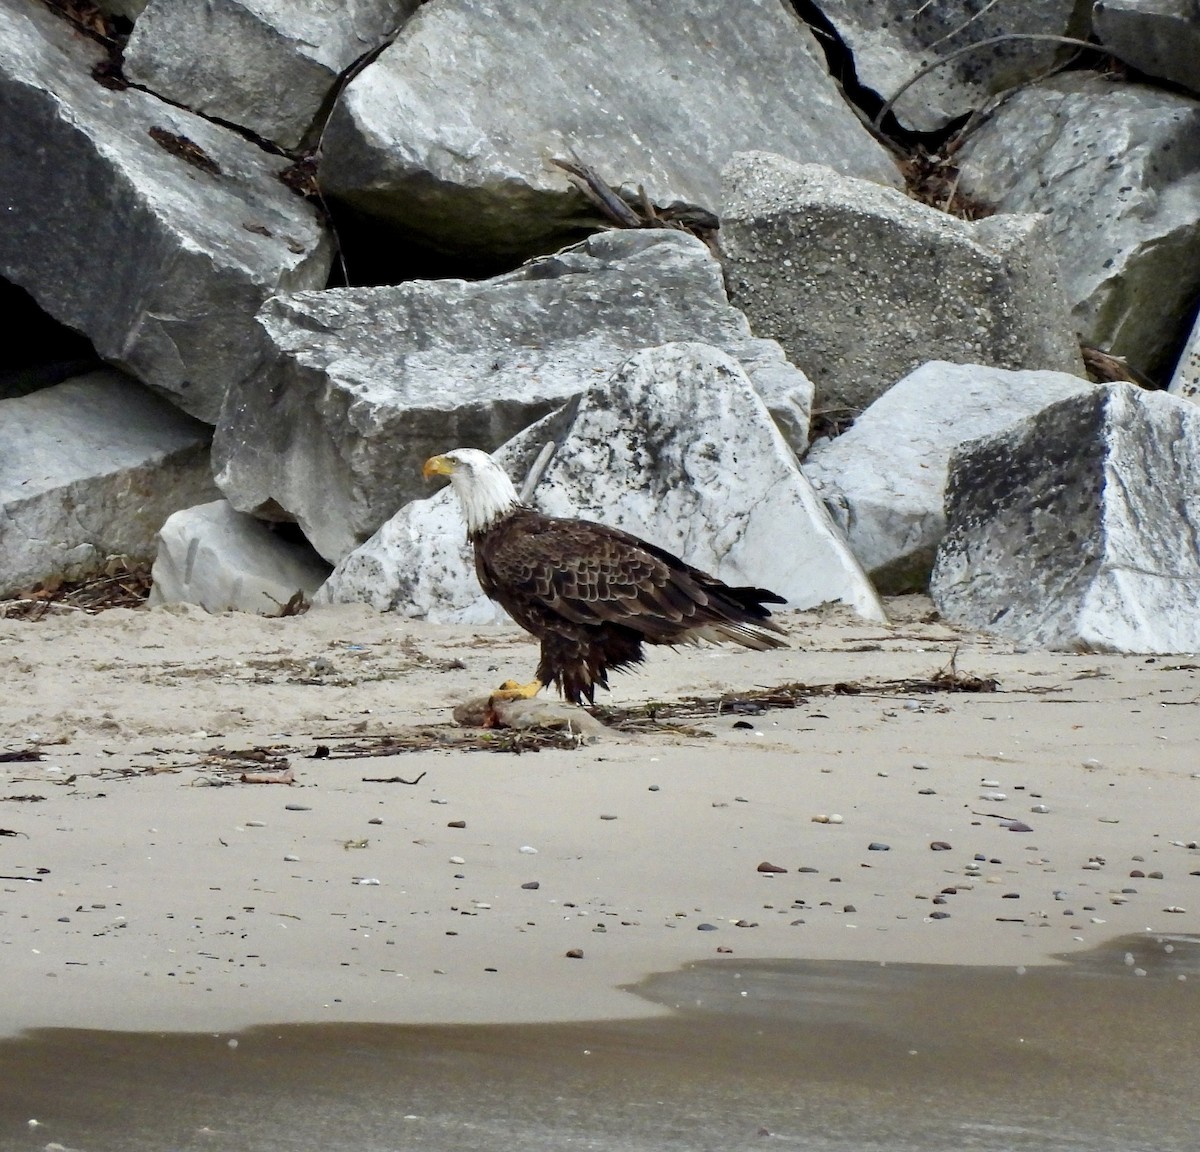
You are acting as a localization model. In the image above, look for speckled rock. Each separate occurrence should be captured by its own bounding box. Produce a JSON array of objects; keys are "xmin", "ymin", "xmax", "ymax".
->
[
  {"xmin": 721, "ymin": 154, "xmax": 1083, "ymax": 416},
  {"xmin": 1093, "ymin": 0, "xmax": 1200, "ymax": 98},
  {"xmin": 932, "ymin": 383, "xmax": 1200, "ymax": 652},
  {"xmin": 318, "ymin": 342, "xmax": 885, "ymax": 624}
]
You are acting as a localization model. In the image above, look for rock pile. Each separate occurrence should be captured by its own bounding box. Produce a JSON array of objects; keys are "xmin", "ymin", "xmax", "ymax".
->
[{"xmin": 4, "ymin": 0, "xmax": 1200, "ymax": 656}]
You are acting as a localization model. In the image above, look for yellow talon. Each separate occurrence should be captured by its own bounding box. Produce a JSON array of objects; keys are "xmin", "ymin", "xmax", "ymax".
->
[{"xmin": 490, "ymin": 678, "xmax": 544, "ymax": 702}]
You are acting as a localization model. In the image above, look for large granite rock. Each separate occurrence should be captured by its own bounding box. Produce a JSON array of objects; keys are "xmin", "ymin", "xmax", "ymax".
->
[
  {"xmin": 317, "ymin": 0, "xmax": 901, "ymax": 266},
  {"xmin": 123, "ymin": 0, "xmax": 421, "ymax": 149},
  {"xmin": 0, "ymin": 0, "xmax": 333, "ymax": 424},
  {"xmin": 805, "ymin": 362, "xmax": 1098, "ymax": 594},
  {"xmin": 149, "ymin": 500, "xmax": 331, "ymax": 614},
  {"xmin": 721, "ymin": 155, "xmax": 1084, "ymax": 416},
  {"xmin": 214, "ymin": 230, "xmax": 815, "ymax": 563},
  {"xmin": 816, "ymin": 0, "xmax": 1083, "ymax": 132},
  {"xmin": 318, "ymin": 343, "xmax": 886, "ymax": 626},
  {"xmin": 931, "ymin": 383, "xmax": 1200, "ymax": 653},
  {"xmin": 957, "ymin": 75, "xmax": 1200, "ymax": 381},
  {"xmin": 1093, "ymin": 0, "xmax": 1200, "ymax": 98},
  {"xmin": 0, "ymin": 370, "xmax": 219, "ymax": 597}
]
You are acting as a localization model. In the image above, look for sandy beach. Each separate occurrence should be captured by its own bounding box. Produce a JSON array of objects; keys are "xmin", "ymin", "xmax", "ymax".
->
[{"xmin": 2, "ymin": 595, "xmax": 1197, "ymax": 1040}]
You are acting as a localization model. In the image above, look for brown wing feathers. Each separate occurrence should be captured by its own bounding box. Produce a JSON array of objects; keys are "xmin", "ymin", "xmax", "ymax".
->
[{"xmin": 476, "ymin": 509, "xmax": 786, "ymax": 704}]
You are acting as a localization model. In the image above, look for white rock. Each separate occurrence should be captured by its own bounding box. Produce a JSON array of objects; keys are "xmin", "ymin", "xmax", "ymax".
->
[
  {"xmin": 149, "ymin": 500, "xmax": 331, "ymax": 615},
  {"xmin": 215, "ymin": 230, "xmax": 813, "ymax": 563},
  {"xmin": 932, "ymin": 383, "xmax": 1200, "ymax": 653},
  {"xmin": 0, "ymin": 370, "xmax": 218, "ymax": 598},
  {"xmin": 721, "ymin": 155, "xmax": 1083, "ymax": 417},
  {"xmin": 804, "ymin": 362, "xmax": 1097, "ymax": 592},
  {"xmin": 318, "ymin": 342, "xmax": 885, "ymax": 624},
  {"xmin": 318, "ymin": 0, "xmax": 900, "ymax": 265}
]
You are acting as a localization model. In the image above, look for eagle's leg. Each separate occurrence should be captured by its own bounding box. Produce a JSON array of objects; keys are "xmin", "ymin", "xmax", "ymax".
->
[{"xmin": 490, "ymin": 677, "xmax": 544, "ymax": 702}]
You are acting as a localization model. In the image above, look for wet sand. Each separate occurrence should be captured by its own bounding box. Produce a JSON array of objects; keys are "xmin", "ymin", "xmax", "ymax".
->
[{"xmin": 3, "ymin": 933, "xmax": 1197, "ymax": 1152}]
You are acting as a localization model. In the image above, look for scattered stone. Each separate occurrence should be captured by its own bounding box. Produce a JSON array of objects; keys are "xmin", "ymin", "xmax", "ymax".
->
[
  {"xmin": 1002, "ymin": 821, "xmax": 1034, "ymax": 833},
  {"xmin": 447, "ymin": 821, "xmax": 466, "ymax": 829},
  {"xmin": 284, "ymin": 804, "xmax": 310, "ymax": 812},
  {"xmin": 918, "ymin": 788, "xmax": 936, "ymax": 796},
  {"xmin": 929, "ymin": 911, "xmax": 951, "ymax": 920},
  {"xmin": 697, "ymin": 923, "xmax": 718, "ymax": 932},
  {"xmin": 733, "ymin": 920, "xmax": 759, "ymax": 928},
  {"xmin": 867, "ymin": 842, "xmax": 890, "ymax": 851},
  {"xmin": 599, "ymin": 815, "xmax": 618, "ymax": 821},
  {"xmin": 930, "ymin": 842, "xmax": 952, "ymax": 851},
  {"xmin": 1165, "ymin": 906, "xmax": 1188, "ymax": 914},
  {"xmin": 520, "ymin": 882, "xmax": 540, "ymax": 890},
  {"xmin": 565, "ymin": 949, "xmax": 584, "ymax": 959},
  {"xmin": 1031, "ymin": 804, "xmax": 1051, "ymax": 814},
  {"xmin": 756, "ymin": 862, "xmax": 788, "ymax": 874},
  {"xmin": 448, "ymin": 856, "xmax": 466, "ymax": 865}
]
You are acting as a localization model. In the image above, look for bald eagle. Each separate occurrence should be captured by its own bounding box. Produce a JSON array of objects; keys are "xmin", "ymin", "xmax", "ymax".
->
[{"xmin": 423, "ymin": 448, "xmax": 787, "ymax": 705}]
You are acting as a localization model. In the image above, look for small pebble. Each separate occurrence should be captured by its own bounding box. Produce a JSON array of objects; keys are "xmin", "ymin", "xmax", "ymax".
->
[
  {"xmin": 981, "ymin": 792, "xmax": 1007, "ymax": 802},
  {"xmin": 1099, "ymin": 817, "xmax": 1120, "ymax": 824},
  {"xmin": 368, "ymin": 817, "xmax": 383, "ymax": 825},
  {"xmin": 929, "ymin": 911, "xmax": 950, "ymax": 920},
  {"xmin": 599, "ymin": 814, "xmax": 618, "ymax": 821},
  {"xmin": 918, "ymin": 788, "xmax": 936, "ymax": 795},
  {"xmin": 1165, "ymin": 906, "xmax": 1187, "ymax": 914},
  {"xmin": 1149, "ymin": 871, "xmax": 1164, "ymax": 880},
  {"xmin": 353, "ymin": 878, "xmax": 380, "ymax": 886},
  {"xmin": 284, "ymin": 804, "xmax": 311, "ymax": 812},
  {"xmin": 1082, "ymin": 758, "xmax": 1104, "ymax": 770},
  {"xmin": 1002, "ymin": 821, "xmax": 1034, "ymax": 833},
  {"xmin": 734, "ymin": 919, "xmax": 758, "ymax": 928},
  {"xmin": 697, "ymin": 923, "xmax": 718, "ymax": 931},
  {"xmin": 447, "ymin": 820, "xmax": 466, "ymax": 829},
  {"xmin": 867, "ymin": 842, "xmax": 890, "ymax": 852},
  {"xmin": 756, "ymin": 861, "xmax": 788, "ymax": 873},
  {"xmin": 648, "ymin": 785, "xmax": 660, "ymax": 791},
  {"xmin": 913, "ymin": 762, "xmax": 930, "ymax": 770},
  {"xmin": 843, "ymin": 904, "xmax": 856, "ymax": 913},
  {"xmin": 245, "ymin": 820, "xmax": 266, "ymax": 828},
  {"xmin": 1030, "ymin": 804, "xmax": 1050, "ymax": 814},
  {"xmin": 449, "ymin": 856, "xmax": 466, "ymax": 865},
  {"xmin": 930, "ymin": 841, "xmax": 952, "ymax": 851},
  {"xmin": 283, "ymin": 854, "xmax": 300, "ymax": 862},
  {"xmin": 519, "ymin": 845, "xmax": 538, "ymax": 854},
  {"xmin": 565, "ymin": 949, "xmax": 584, "ymax": 959},
  {"xmin": 521, "ymin": 881, "xmax": 540, "ymax": 890},
  {"xmin": 981, "ymin": 780, "xmax": 1001, "ymax": 788}
]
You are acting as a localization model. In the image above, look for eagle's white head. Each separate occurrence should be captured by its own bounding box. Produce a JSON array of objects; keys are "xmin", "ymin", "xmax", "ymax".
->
[{"xmin": 423, "ymin": 447, "xmax": 522, "ymax": 537}]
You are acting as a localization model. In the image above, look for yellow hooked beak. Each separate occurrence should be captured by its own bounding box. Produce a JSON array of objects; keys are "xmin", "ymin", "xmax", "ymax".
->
[{"xmin": 423, "ymin": 454, "xmax": 454, "ymax": 481}]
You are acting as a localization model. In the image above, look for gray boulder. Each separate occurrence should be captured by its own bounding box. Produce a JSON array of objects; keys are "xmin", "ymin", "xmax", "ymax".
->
[
  {"xmin": 805, "ymin": 362, "xmax": 1098, "ymax": 594},
  {"xmin": 318, "ymin": 343, "xmax": 886, "ymax": 626},
  {"xmin": 816, "ymin": 0, "xmax": 1082, "ymax": 132},
  {"xmin": 318, "ymin": 0, "xmax": 901, "ymax": 265},
  {"xmin": 149, "ymin": 500, "xmax": 331, "ymax": 614},
  {"xmin": 957, "ymin": 75, "xmax": 1200, "ymax": 380},
  {"xmin": 124, "ymin": 0, "xmax": 420, "ymax": 149},
  {"xmin": 0, "ymin": 370, "xmax": 219, "ymax": 598},
  {"xmin": 721, "ymin": 155, "xmax": 1084, "ymax": 417},
  {"xmin": 1093, "ymin": 0, "xmax": 1200, "ymax": 98},
  {"xmin": 931, "ymin": 383, "xmax": 1200, "ymax": 653},
  {"xmin": 0, "ymin": 0, "xmax": 333, "ymax": 424},
  {"xmin": 214, "ymin": 230, "xmax": 815, "ymax": 563}
]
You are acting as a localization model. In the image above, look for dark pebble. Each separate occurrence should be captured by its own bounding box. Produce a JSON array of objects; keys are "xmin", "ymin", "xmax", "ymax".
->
[
  {"xmin": 447, "ymin": 820, "xmax": 466, "ymax": 828},
  {"xmin": 843, "ymin": 904, "xmax": 856, "ymax": 913},
  {"xmin": 974, "ymin": 853, "xmax": 987, "ymax": 861},
  {"xmin": 565, "ymin": 949, "xmax": 584, "ymax": 959},
  {"xmin": 932, "ymin": 896, "xmax": 947, "ymax": 905},
  {"xmin": 1002, "ymin": 820, "xmax": 1034, "ymax": 833},
  {"xmin": 697, "ymin": 923, "xmax": 718, "ymax": 931},
  {"xmin": 929, "ymin": 911, "xmax": 950, "ymax": 920},
  {"xmin": 918, "ymin": 788, "xmax": 937, "ymax": 795},
  {"xmin": 941, "ymin": 887, "xmax": 958, "ymax": 895},
  {"xmin": 930, "ymin": 841, "xmax": 952, "ymax": 851},
  {"xmin": 521, "ymin": 881, "xmax": 540, "ymax": 890},
  {"xmin": 757, "ymin": 861, "xmax": 788, "ymax": 873},
  {"xmin": 734, "ymin": 920, "xmax": 759, "ymax": 928},
  {"xmin": 732, "ymin": 720, "xmax": 755, "ymax": 730},
  {"xmin": 484, "ymin": 967, "xmax": 498, "ymax": 972},
  {"xmin": 868, "ymin": 842, "xmax": 890, "ymax": 851},
  {"xmin": 284, "ymin": 804, "xmax": 311, "ymax": 812},
  {"xmin": 1002, "ymin": 892, "xmax": 1020, "ymax": 899},
  {"xmin": 1130, "ymin": 869, "xmax": 1145, "ymax": 878},
  {"xmin": 368, "ymin": 818, "xmax": 383, "ymax": 825},
  {"xmin": 1149, "ymin": 871, "xmax": 1164, "ymax": 880},
  {"xmin": 797, "ymin": 866, "xmax": 819, "ymax": 873},
  {"xmin": 648, "ymin": 785, "xmax": 660, "ymax": 791}
]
